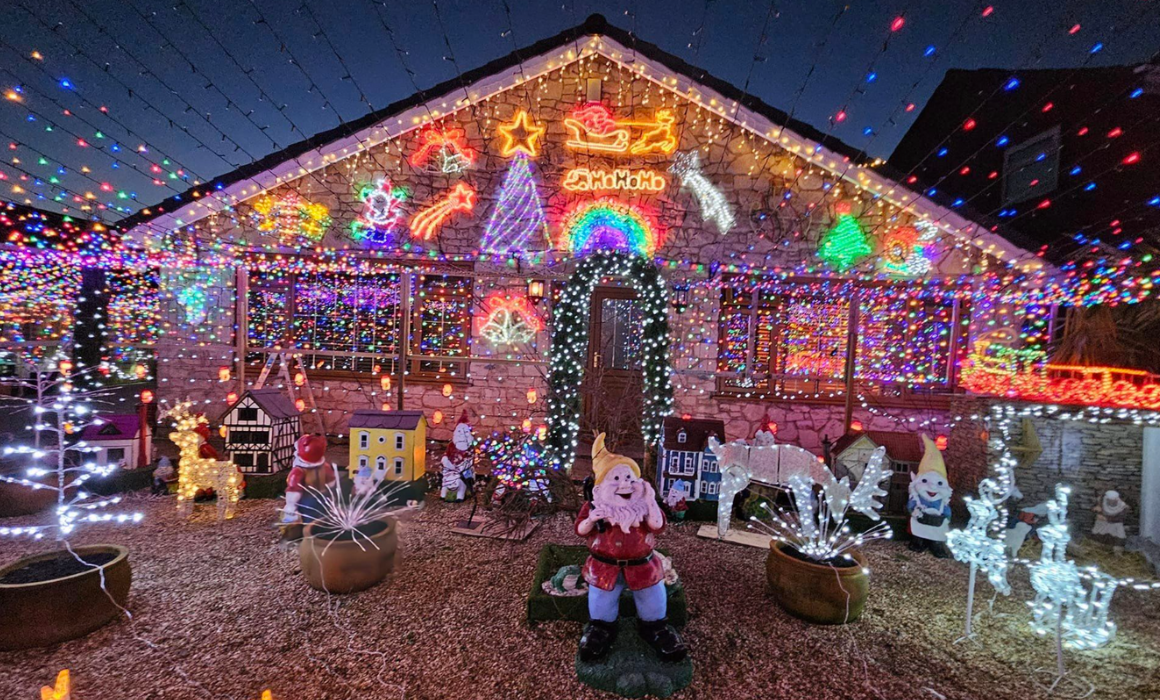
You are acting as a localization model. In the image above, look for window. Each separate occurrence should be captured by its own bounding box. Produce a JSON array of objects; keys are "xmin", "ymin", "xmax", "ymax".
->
[
  {"xmin": 717, "ymin": 282, "xmax": 964, "ymax": 397},
  {"xmin": 106, "ymin": 448, "xmax": 126, "ymax": 464},
  {"xmin": 358, "ymin": 431, "xmax": 369, "ymax": 449},
  {"xmin": 683, "ymin": 454, "xmax": 695, "ymax": 475},
  {"xmin": 395, "ymin": 432, "xmax": 405, "ymax": 450},
  {"xmin": 703, "ymin": 481, "xmax": 719, "ymax": 495},
  {"xmin": 257, "ymin": 453, "xmax": 269, "ymax": 469},
  {"xmin": 676, "ymin": 429, "xmax": 687, "ymax": 444},
  {"xmin": 238, "ymin": 407, "xmax": 259, "ymax": 422},
  {"xmin": 394, "ymin": 457, "xmax": 404, "ymax": 476},
  {"xmin": 247, "ymin": 270, "xmax": 471, "ymax": 378},
  {"xmin": 1003, "ymin": 127, "xmax": 1060, "ymax": 206},
  {"xmin": 229, "ymin": 429, "xmax": 269, "ymax": 445},
  {"xmin": 234, "ymin": 453, "xmax": 254, "ymax": 467},
  {"xmin": 378, "ymin": 435, "xmax": 386, "ymax": 444},
  {"xmin": 376, "ymin": 456, "xmax": 386, "ymax": 471},
  {"xmin": 359, "ymin": 455, "xmax": 368, "ymax": 469}
]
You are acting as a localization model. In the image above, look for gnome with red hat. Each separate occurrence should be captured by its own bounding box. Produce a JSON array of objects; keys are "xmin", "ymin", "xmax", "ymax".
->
[
  {"xmin": 283, "ymin": 433, "xmax": 333, "ymax": 523},
  {"xmin": 440, "ymin": 411, "xmax": 474, "ymax": 502}
]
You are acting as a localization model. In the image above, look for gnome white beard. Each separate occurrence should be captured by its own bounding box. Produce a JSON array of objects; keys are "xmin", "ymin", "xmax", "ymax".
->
[{"xmin": 592, "ymin": 481, "xmax": 652, "ymax": 534}]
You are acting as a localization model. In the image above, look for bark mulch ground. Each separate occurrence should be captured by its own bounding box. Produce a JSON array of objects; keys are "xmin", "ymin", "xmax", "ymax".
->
[{"xmin": 2, "ymin": 493, "xmax": 1158, "ymax": 700}]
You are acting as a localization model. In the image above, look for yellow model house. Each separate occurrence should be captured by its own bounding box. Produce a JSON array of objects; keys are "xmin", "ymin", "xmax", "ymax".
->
[{"xmin": 347, "ymin": 410, "xmax": 427, "ymax": 488}]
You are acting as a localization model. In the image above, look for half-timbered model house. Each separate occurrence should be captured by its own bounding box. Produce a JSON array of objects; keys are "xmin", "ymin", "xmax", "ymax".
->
[
  {"xmin": 118, "ymin": 15, "xmax": 1071, "ymax": 492},
  {"xmin": 223, "ymin": 389, "xmax": 301, "ymax": 474}
]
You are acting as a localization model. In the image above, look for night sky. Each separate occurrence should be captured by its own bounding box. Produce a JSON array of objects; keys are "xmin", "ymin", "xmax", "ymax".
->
[{"xmin": 1, "ymin": 0, "xmax": 1156, "ymax": 222}]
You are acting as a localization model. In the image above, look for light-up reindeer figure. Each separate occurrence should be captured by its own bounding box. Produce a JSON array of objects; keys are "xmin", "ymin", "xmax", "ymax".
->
[
  {"xmin": 1028, "ymin": 484, "xmax": 1118, "ymax": 696},
  {"xmin": 163, "ymin": 401, "xmax": 241, "ymax": 521},
  {"xmin": 947, "ymin": 477, "xmax": 1012, "ymax": 642}
]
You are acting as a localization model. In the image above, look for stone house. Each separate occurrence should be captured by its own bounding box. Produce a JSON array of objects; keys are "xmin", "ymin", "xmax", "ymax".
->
[{"xmin": 114, "ymin": 16, "xmax": 1056, "ymax": 485}]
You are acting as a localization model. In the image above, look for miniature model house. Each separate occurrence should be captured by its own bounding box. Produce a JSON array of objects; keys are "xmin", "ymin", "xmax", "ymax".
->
[
  {"xmin": 223, "ymin": 389, "xmax": 301, "ymax": 474},
  {"xmin": 81, "ymin": 414, "xmax": 148, "ymax": 470},
  {"xmin": 658, "ymin": 417, "xmax": 725, "ymax": 502},
  {"xmin": 831, "ymin": 430, "xmax": 924, "ymax": 515},
  {"xmin": 347, "ymin": 410, "xmax": 427, "ymax": 485}
]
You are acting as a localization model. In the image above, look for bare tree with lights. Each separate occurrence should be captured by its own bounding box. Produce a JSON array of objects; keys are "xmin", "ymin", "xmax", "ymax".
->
[{"xmin": 0, "ymin": 355, "xmax": 143, "ymax": 540}]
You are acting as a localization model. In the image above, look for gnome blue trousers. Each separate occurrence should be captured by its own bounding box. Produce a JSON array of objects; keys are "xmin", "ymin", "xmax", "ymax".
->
[{"xmin": 588, "ymin": 573, "xmax": 666, "ymax": 623}]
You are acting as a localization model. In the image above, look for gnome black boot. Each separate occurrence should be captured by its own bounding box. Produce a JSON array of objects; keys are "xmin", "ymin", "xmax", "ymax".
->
[
  {"xmin": 579, "ymin": 619, "xmax": 618, "ymax": 662},
  {"xmin": 637, "ymin": 618, "xmax": 688, "ymax": 663}
]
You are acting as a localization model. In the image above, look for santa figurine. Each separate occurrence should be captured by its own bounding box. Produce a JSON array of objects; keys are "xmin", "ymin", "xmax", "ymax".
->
[
  {"xmin": 576, "ymin": 434, "xmax": 687, "ymax": 663},
  {"xmin": 907, "ymin": 434, "xmax": 953, "ymax": 557},
  {"xmin": 1090, "ymin": 490, "xmax": 1129, "ymax": 554},
  {"xmin": 753, "ymin": 413, "xmax": 777, "ymax": 446},
  {"xmin": 283, "ymin": 433, "xmax": 333, "ymax": 523},
  {"xmin": 440, "ymin": 411, "xmax": 474, "ymax": 502}
]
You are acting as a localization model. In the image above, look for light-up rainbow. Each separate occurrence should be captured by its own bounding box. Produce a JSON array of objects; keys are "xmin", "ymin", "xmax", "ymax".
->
[{"xmin": 560, "ymin": 200, "xmax": 660, "ymax": 257}]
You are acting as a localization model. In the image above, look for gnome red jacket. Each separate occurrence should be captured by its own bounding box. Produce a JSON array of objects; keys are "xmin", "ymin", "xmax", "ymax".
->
[{"xmin": 575, "ymin": 501, "xmax": 666, "ymax": 592}]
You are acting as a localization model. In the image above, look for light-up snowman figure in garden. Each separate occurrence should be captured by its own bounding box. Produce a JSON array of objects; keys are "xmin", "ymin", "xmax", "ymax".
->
[{"xmin": 1028, "ymin": 484, "xmax": 1118, "ymax": 651}]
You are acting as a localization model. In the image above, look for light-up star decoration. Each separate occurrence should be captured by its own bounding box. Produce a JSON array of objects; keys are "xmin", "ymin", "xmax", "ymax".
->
[
  {"xmin": 1028, "ymin": 484, "xmax": 1118, "ymax": 651},
  {"xmin": 478, "ymin": 292, "xmax": 541, "ymax": 346},
  {"xmin": 409, "ymin": 183, "xmax": 476, "ymax": 241},
  {"xmin": 497, "ymin": 110, "xmax": 545, "ymax": 158}
]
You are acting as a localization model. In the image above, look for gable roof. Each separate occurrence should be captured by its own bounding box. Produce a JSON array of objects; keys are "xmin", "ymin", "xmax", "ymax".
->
[
  {"xmin": 234, "ymin": 389, "xmax": 301, "ymax": 420},
  {"xmin": 662, "ymin": 416, "xmax": 725, "ymax": 452},
  {"xmin": 348, "ymin": 410, "xmax": 425, "ymax": 430},
  {"xmin": 832, "ymin": 430, "xmax": 924, "ymax": 463},
  {"xmin": 117, "ymin": 15, "xmax": 1043, "ymax": 272},
  {"xmin": 81, "ymin": 414, "xmax": 139, "ymax": 441}
]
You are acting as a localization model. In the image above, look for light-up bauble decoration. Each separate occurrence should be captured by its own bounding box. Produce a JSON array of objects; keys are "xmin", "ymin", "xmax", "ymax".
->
[
  {"xmin": 497, "ymin": 110, "xmax": 545, "ymax": 158},
  {"xmin": 251, "ymin": 192, "xmax": 331, "ymax": 245},
  {"xmin": 354, "ymin": 178, "xmax": 408, "ymax": 245},
  {"xmin": 409, "ymin": 183, "xmax": 476, "ymax": 240},
  {"xmin": 563, "ymin": 103, "xmax": 677, "ymax": 155},
  {"xmin": 818, "ymin": 201, "xmax": 872, "ymax": 271},
  {"xmin": 481, "ymin": 153, "xmax": 548, "ymax": 257},
  {"xmin": 478, "ymin": 292, "xmax": 541, "ymax": 346},
  {"xmin": 560, "ymin": 200, "xmax": 660, "ymax": 258},
  {"xmin": 409, "ymin": 125, "xmax": 476, "ymax": 173},
  {"xmin": 670, "ymin": 151, "xmax": 735, "ymax": 233}
]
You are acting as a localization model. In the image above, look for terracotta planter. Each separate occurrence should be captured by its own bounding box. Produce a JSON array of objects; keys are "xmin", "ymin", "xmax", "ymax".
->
[
  {"xmin": 766, "ymin": 542, "xmax": 868, "ymax": 624},
  {"xmin": 0, "ymin": 479, "xmax": 56, "ymax": 518},
  {"xmin": 299, "ymin": 517, "xmax": 398, "ymax": 594},
  {"xmin": 0, "ymin": 544, "xmax": 131, "ymax": 650}
]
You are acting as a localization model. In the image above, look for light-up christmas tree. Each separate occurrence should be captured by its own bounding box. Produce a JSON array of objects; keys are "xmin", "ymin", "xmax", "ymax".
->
[
  {"xmin": 818, "ymin": 201, "xmax": 872, "ymax": 271},
  {"xmin": 0, "ymin": 356, "xmax": 143, "ymax": 540},
  {"xmin": 481, "ymin": 152, "xmax": 548, "ymax": 257}
]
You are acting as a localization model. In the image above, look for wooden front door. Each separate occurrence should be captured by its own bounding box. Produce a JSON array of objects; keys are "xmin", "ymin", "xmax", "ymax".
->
[{"xmin": 581, "ymin": 286, "xmax": 645, "ymax": 460}]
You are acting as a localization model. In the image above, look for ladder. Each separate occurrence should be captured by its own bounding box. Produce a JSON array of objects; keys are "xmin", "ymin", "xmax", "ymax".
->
[{"xmin": 253, "ymin": 352, "xmax": 321, "ymax": 432}]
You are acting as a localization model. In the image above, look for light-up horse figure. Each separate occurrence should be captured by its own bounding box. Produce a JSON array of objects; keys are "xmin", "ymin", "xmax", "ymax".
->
[
  {"xmin": 947, "ymin": 478, "xmax": 1012, "ymax": 642},
  {"xmin": 164, "ymin": 402, "xmax": 241, "ymax": 521}
]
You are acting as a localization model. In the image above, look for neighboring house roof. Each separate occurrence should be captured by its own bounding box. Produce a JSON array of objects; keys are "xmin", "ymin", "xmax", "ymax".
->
[
  {"xmin": 235, "ymin": 389, "xmax": 301, "ymax": 420},
  {"xmin": 832, "ymin": 430, "xmax": 923, "ymax": 464},
  {"xmin": 348, "ymin": 410, "xmax": 425, "ymax": 430},
  {"xmin": 81, "ymin": 415, "xmax": 139, "ymax": 441},
  {"xmin": 661, "ymin": 417, "xmax": 725, "ymax": 452},
  {"xmin": 890, "ymin": 62, "xmax": 1160, "ymax": 261},
  {"xmin": 117, "ymin": 15, "xmax": 1042, "ymax": 271}
]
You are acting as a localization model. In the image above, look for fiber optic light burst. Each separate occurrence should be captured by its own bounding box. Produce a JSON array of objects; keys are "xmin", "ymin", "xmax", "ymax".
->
[{"xmin": 560, "ymin": 200, "xmax": 661, "ymax": 258}]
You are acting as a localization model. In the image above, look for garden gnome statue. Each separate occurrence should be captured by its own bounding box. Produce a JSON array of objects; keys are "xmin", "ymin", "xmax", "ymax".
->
[
  {"xmin": 907, "ymin": 434, "xmax": 953, "ymax": 557},
  {"xmin": 1090, "ymin": 490, "xmax": 1129, "ymax": 554},
  {"xmin": 440, "ymin": 411, "xmax": 474, "ymax": 502},
  {"xmin": 152, "ymin": 455, "xmax": 175, "ymax": 495},
  {"xmin": 663, "ymin": 479, "xmax": 690, "ymax": 521},
  {"xmin": 283, "ymin": 433, "xmax": 333, "ymax": 523},
  {"xmin": 576, "ymin": 433, "xmax": 688, "ymax": 663},
  {"xmin": 353, "ymin": 464, "xmax": 377, "ymax": 497}
]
